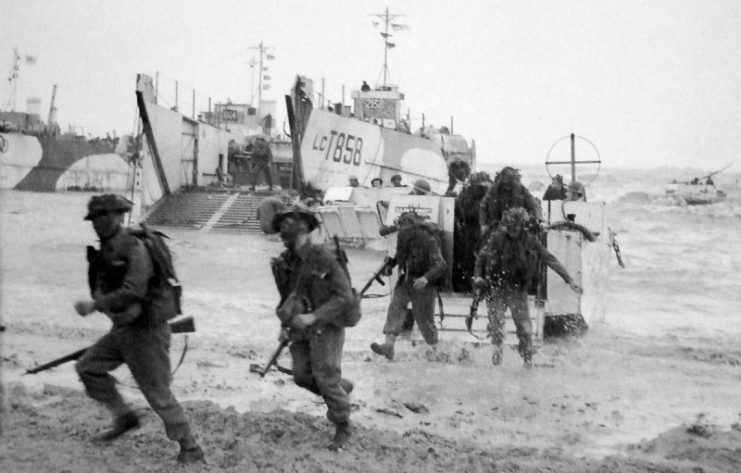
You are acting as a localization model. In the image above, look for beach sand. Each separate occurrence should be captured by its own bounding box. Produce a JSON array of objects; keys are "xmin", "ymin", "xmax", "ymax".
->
[{"xmin": 2, "ymin": 188, "xmax": 741, "ymax": 472}]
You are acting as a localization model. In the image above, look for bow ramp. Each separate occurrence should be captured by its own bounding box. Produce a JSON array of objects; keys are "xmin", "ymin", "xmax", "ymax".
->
[{"xmin": 142, "ymin": 190, "xmax": 279, "ymax": 232}]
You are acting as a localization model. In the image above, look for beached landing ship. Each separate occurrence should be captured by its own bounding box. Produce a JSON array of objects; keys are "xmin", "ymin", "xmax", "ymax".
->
[{"xmin": 286, "ymin": 76, "xmax": 476, "ymax": 195}]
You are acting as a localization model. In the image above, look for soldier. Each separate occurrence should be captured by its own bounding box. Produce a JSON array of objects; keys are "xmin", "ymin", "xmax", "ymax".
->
[
  {"xmin": 479, "ymin": 166, "xmax": 542, "ymax": 238},
  {"xmin": 271, "ymin": 207, "xmax": 357, "ymax": 450},
  {"xmin": 452, "ymin": 171, "xmax": 492, "ymax": 292},
  {"xmin": 250, "ymin": 135, "xmax": 273, "ymax": 191},
  {"xmin": 473, "ymin": 207, "xmax": 581, "ymax": 367},
  {"xmin": 370, "ymin": 211, "xmax": 446, "ymax": 360},
  {"xmin": 543, "ymin": 174, "xmax": 567, "ymax": 201},
  {"xmin": 73, "ymin": 194, "xmax": 204, "ymax": 464}
]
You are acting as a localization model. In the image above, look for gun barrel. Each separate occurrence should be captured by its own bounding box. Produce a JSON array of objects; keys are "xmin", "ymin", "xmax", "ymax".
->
[
  {"xmin": 25, "ymin": 348, "xmax": 87, "ymax": 375},
  {"xmin": 260, "ymin": 338, "xmax": 289, "ymax": 377}
]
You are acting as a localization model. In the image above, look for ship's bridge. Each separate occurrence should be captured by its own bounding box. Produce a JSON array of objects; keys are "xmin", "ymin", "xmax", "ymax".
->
[{"xmin": 351, "ymin": 86, "xmax": 404, "ymax": 129}]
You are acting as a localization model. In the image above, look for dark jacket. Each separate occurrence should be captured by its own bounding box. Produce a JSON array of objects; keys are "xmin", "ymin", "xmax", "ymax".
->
[
  {"xmin": 390, "ymin": 223, "xmax": 447, "ymax": 285},
  {"xmin": 90, "ymin": 228, "xmax": 176, "ymax": 327},
  {"xmin": 252, "ymin": 141, "xmax": 273, "ymax": 163},
  {"xmin": 474, "ymin": 230, "xmax": 571, "ymax": 290},
  {"xmin": 479, "ymin": 183, "xmax": 542, "ymax": 230},
  {"xmin": 277, "ymin": 245, "xmax": 357, "ymax": 329},
  {"xmin": 542, "ymin": 185, "xmax": 567, "ymax": 201}
]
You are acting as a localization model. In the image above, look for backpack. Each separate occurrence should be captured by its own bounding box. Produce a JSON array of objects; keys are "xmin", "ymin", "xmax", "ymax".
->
[
  {"xmin": 332, "ymin": 236, "xmax": 362, "ymax": 328},
  {"xmin": 129, "ymin": 223, "xmax": 183, "ymax": 316}
]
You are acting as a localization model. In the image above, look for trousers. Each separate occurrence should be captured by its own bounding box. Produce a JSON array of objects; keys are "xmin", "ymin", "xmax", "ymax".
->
[
  {"xmin": 383, "ymin": 280, "xmax": 438, "ymax": 345},
  {"xmin": 289, "ymin": 323, "xmax": 350, "ymax": 425},
  {"xmin": 75, "ymin": 324, "xmax": 192, "ymax": 441}
]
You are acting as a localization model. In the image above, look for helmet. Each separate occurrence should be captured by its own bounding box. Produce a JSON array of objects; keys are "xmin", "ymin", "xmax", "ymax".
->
[
  {"xmin": 396, "ymin": 210, "xmax": 422, "ymax": 227},
  {"xmin": 390, "ymin": 174, "xmax": 402, "ymax": 182},
  {"xmin": 469, "ymin": 171, "xmax": 492, "ymax": 186},
  {"xmin": 500, "ymin": 207, "xmax": 530, "ymax": 229},
  {"xmin": 496, "ymin": 166, "xmax": 521, "ymax": 184},
  {"xmin": 84, "ymin": 194, "xmax": 133, "ymax": 220},
  {"xmin": 412, "ymin": 179, "xmax": 431, "ymax": 194},
  {"xmin": 271, "ymin": 205, "xmax": 320, "ymax": 233}
]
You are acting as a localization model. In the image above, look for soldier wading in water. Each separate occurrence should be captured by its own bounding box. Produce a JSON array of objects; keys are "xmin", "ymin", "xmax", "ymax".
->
[
  {"xmin": 473, "ymin": 207, "xmax": 582, "ymax": 367},
  {"xmin": 73, "ymin": 194, "xmax": 204, "ymax": 464},
  {"xmin": 271, "ymin": 206, "xmax": 358, "ymax": 450},
  {"xmin": 371, "ymin": 211, "xmax": 446, "ymax": 360}
]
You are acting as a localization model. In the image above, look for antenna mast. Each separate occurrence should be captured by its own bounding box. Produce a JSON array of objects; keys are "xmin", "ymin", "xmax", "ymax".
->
[
  {"xmin": 6, "ymin": 48, "xmax": 21, "ymax": 111},
  {"xmin": 370, "ymin": 7, "xmax": 406, "ymax": 88},
  {"xmin": 249, "ymin": 41, "xmax": 274, "ymax": 130}
]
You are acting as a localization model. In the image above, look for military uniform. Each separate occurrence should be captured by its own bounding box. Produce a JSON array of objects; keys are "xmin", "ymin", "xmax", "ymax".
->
[
  {"xmin": 474, "ymin": 224, "xmax": 573, "ymax": 366},
  {"xmin": 74, "ymin": 194, "xmax": 202, "ymax": 463},
  {"xmin": 378, "ymin": 218, "xmax": 446, "ymax": 351},
  {"xmin": 479, "ymin": 181, "xmax": 541, "ymax": 232},
  {"xmin": 452, "ymin": 172, "xmax": 491, "ymax": 291},
  {"xmin": 273, "ymin": 243, "xmax": 356, "ymax": 429},
  {"xmin": 76, "ymin": 228, "xmax": 193, "ymax": 438},
  {"xmin": 250, "ymin": 139, "xmax": 274, "ymax": 190}
]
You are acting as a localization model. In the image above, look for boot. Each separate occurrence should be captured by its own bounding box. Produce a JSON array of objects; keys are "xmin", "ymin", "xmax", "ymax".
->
[
  {"xmin": 370, "ymin": 342, "xmax": 394, "ymax": 360},
  {"xmin": 177, "ymin": 445, "xmax": 205, "ymax": 464},
  {"xmin": 491, "ymin": 345, "xmax": 503, "ymax": 366},
  {"xmin": 177, "ymin": 436, "xmax": 205, "ymax": 464},
  {"xmin": 328, "ymin": 421, "xmax": 351, "ymax": 451},
  {"xmin": 340, "ymin": 378, "xmax": 354, "ymax": 395},
  {"xmin": 92, "ymin": 412, "xmax": 140, "ymax": 442}
]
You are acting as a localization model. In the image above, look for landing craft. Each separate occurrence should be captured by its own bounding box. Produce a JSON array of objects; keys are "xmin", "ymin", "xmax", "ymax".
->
[{"xmin": 286, "ymin": 76, "xmax": 476, "ymax": 195}]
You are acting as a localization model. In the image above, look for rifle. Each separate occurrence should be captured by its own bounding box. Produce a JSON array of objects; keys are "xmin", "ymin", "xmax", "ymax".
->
[
  {"xmin": 360, "ymin": 256, "xmax": 392, "ymax": 298},
  {"xmin": 24, "ymin": 315, "xmax": 196, "ymax": 375},
  {"xmin": 255, "ymin": 256, "xmax": 393, "ymax": 377}
]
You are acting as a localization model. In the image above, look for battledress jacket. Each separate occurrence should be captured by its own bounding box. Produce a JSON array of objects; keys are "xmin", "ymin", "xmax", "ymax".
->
[
  {"xmin": 280, "ymin": 245, "xmax": 357, "ymax": 329},
  {"xmin": 474, "ymin": 231, "xmax": 572, "ymax": 290},
  {"xmin": 390, "ymin": 224, "xmax": 447, "ymax": 285},
  {"xmin": 479, "ymin": 184, "xmax": 542, "ymax": 229},
  {"xmin": 91, "ymin": 229, "xmax": 175, "ymax": 327}
]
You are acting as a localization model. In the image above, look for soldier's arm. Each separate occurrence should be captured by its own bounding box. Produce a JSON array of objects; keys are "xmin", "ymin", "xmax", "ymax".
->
[
  {"xmin": 94, "ymin": 240, "xmax": 152, "ymax": 316},
  {"xmin": 312, "ymin": 256, "xmax": 355, "ymax": 326},
  {"xmin": 525, "ymin": 188, "xmax": 543, "ymax": 222},
  {"xmin": 536, "ymin": 240, "xmax": 573, "ymax": 284},
  {"xmin": 421, "ymin": 236, "xmax": 446, "ymax": 283}
]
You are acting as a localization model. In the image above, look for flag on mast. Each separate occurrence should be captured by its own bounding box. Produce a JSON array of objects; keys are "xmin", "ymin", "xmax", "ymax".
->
[{"xmin": 25, "ymin": 55, "xmax": 37, "ymax": 65}]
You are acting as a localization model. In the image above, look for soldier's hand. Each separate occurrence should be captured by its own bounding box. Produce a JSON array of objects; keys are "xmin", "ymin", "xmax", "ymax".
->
[
  {"xmin": 291, "ymin": 313, "xmax": 318, "ymax": 331},
  {"xmin": 472, "ymin": 277, "xmax": 486, "ymax": 290},
  {"xmin": 278, "ymin": 327, "xmax": 289, "ymax": 342},
  {"xmin": 413, "ymin": 276, "xmax": 428, "ymax": 290},
  {"xmin": 569, "ymin": 280, "xmax": 583, "ymax": 294},
  {"xmin": 74, "ymin": 300, "xmax": 97, "ymax": 316}
]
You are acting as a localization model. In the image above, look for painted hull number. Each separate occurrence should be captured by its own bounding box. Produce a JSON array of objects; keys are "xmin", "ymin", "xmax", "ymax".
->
[{"xmin": 312, "ymin": 131, "xmax": 362, "ymax": 166}]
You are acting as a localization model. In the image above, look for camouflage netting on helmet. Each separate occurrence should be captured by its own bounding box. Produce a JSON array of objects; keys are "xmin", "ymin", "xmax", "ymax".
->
[{"xmin": 500, "ymin": 207, "xmax": 530, "ymax": 228}]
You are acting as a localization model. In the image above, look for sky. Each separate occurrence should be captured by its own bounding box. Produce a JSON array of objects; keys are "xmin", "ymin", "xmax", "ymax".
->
[{"xmin": 2, "ymin": 0, "xmax": 740, "ymax": 171}]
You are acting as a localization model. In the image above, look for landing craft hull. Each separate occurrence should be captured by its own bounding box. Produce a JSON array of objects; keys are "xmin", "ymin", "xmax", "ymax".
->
[
  {"xmin": 300, "ymin": 109, "xmax": 450, "ymax": 193},
  {"xmin": 0, "ymin": 132, "xmax": 128, "ymax": 191},
  {"xmin": 666, "ymin": 183, "xmax": 726, "ymax": 205}
]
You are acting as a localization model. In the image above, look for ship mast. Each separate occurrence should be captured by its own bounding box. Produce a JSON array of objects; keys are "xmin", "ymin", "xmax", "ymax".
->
[
  {"xmin": 6, "ymin": 48, "xmax": 21, "ymax": 111},
  {"xmin": 370, "ymin": 7, "xmax": 406, "ymax": 88},
  {"xmin": 48, "ymin": 84, "xmax": 57, "ymax": 125},
  {"xmin": 249, "ymin": 41, "xmax": 274, "ymax": 131}
]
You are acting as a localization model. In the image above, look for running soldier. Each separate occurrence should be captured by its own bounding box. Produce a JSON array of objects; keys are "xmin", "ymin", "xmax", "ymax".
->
[
  {"xmin": 473, "ymin": 207, "xmax": 581, "ymax": 367},
  {"xmin": 271, "ymin": 207, "xmax": 357, "ymax": 450},
  {"xmin": 73, "ymin": 194, "xmax": 204, "ymax": 464},
  {"xmin": 370, "ymin": 211, "xmax": 446, "ymax": 360}
]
